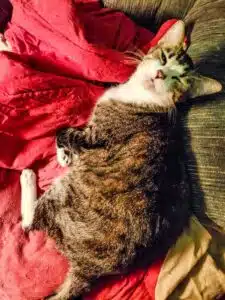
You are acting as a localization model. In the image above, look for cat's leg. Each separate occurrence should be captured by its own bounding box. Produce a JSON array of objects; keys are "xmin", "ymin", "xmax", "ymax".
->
[
  {"xmin": 20, "ymin": 169, "xmax": 37, "ymax": 230},
  {"xmin": 56, "ymin": 127, "xmax": 98, "ymax": 150},
  {"xmin": 56, "ymin": 126, "xmax": 103, "ymax": 166},
  {"xmin": 45, "ymin": 266, "xmax": 89, "ymax": 300},
  {"xmin": 56, "ymin": 128, "xmax": 78, "ymax": 167}
]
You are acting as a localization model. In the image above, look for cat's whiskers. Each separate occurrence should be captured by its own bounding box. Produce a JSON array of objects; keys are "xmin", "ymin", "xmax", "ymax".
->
[
  {"xmin": 125, "ymin": 49, "xmax": 145, "ymax": 59},
  {"xmin": 124, "ymin": 49, "xmax": 145, "ymax": 65},
  {"xmin": 124, "ymin": 57, "xmax": 141, "ymax": 66}
]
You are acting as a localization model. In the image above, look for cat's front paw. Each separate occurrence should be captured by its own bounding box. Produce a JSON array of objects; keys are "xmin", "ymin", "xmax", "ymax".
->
[{"xmin": 56, "ymin": 147, "xmax": 72, "ymax": 167}]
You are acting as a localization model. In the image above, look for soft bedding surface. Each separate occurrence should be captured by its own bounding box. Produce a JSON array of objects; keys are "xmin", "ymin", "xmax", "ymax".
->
[{"xmin": 0, "ymin": 0, "xmax": 179, "ymax": 299}]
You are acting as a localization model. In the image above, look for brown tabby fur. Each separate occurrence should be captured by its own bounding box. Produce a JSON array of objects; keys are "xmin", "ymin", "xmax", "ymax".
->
[{"xmin": 31, "ymin": 103, "xmax": 190, "ymax": 299}]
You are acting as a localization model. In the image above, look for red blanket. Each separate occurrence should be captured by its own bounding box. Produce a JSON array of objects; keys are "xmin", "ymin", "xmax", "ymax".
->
[{"xmin": 0, "ymin": 1, "xmax": 177, "ymax": 299}]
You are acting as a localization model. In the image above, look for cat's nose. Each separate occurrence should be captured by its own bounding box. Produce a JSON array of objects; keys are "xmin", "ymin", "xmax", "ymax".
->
[{"xmin": 155, "ymin": 70, "xmax": 166, "ymax": 79}]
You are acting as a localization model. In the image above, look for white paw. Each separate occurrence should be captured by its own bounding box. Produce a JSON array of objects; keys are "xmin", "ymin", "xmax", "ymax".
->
[
  {"xmin": 21, "ymin": 212, "xmax": 34, "ymax": 230},
  {"xmin": 57, "ymin": 147, "xmax": 72, "ymax": 167},
  {"xmin": 20, "ymin": 169, "xmax": 37, "ymax": 230},
  {"xmin": 20, "ymin": 169, "xmax": 36, "ymax": 186}
]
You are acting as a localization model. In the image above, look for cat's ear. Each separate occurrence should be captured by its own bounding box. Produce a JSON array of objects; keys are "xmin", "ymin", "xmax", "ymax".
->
[
  {"xmin": 189, "ymin": 75, "xmax": 222, "ymax": 98},
  {"xmin": 158, "ymin": 20, "xmax": 185, "ymax": 48}
]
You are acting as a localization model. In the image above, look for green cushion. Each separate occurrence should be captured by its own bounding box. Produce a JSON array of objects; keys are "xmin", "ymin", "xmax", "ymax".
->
[{"xmin": 103, "ymin": 0, "xmax": 225, "ymax": 229}]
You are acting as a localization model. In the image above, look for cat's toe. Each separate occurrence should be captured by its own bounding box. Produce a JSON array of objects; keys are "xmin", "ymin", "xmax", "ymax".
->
[
  {"xmin": 57, "ymin": 147, "xmax": 72, "ymax": 167},
  {"xmin": 21, "ymin": 219, "xmax": 32, "ymax": 231},
  {"xmin": 20, "ymin": 169, "xmax": 36, "ymax": 186}
]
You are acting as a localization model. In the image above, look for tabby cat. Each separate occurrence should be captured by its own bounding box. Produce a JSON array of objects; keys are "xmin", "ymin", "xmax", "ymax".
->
[{"xmin": 20, "ymin": 21, "xmax": 221, "ymax": 300}]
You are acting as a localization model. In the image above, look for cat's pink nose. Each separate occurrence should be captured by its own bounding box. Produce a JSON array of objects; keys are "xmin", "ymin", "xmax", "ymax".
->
[{"xmin": 155, "ymin": 70, "xmax": 166, "ymax": 79}]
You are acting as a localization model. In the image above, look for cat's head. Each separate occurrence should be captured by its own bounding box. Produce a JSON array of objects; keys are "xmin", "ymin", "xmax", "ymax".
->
[{"xmin": 128, "ymin": 21, "xmax": 222, "ymax": 107}]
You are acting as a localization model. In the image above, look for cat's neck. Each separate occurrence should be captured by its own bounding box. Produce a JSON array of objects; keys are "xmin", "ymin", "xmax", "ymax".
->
[{"xmin": 99, "ymin": 80, "xmax": 174, "ymax": 111}]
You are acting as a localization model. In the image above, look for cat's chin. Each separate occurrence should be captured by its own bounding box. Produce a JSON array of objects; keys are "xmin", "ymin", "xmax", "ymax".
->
[
  {"xmin": 143, "ymin": 78, "xmax": 167, "ymax": 94},
  {"xmin": 143, "ymin": 78, "xmax": 155, "ymax": 90}
]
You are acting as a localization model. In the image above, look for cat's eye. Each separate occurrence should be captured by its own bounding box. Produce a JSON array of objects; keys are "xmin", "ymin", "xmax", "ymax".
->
[
  {"xmin": 160, "ymin": 50, "xmax": 167, "ymax": 65},
  {"xmin": 172, "ymin": 76, "xmax": 181, "ymax": 82}
]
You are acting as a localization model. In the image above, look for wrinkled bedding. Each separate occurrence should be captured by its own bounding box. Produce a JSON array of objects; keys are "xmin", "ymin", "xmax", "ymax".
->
[{"xmin": 0, "ymin": 0, "xmax": 178, "ymax": 299}]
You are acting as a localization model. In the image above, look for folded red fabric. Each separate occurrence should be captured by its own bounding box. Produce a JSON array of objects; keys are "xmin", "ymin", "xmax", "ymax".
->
[{"xmin": 0, "ymin": 0, "xmax": 177, "ymax": 299}]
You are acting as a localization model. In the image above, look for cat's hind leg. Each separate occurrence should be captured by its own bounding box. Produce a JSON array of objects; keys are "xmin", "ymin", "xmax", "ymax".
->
[{"xmin": 20, "ymin": 169, "xmax": 37, "ymax": 230}]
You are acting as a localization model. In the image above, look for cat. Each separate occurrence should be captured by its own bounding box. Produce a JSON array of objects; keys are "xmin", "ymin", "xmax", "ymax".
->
[{"xmin": 20, "ymin": 20, "xmax": 221, "ymax": 300}]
